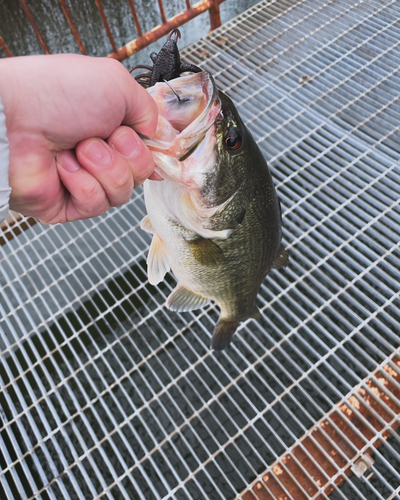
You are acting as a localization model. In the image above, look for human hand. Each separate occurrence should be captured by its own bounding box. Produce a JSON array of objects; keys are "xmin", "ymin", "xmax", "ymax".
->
[{"xmin": 0, "ymin": 53, "xmax": 158, "ymax": 223}]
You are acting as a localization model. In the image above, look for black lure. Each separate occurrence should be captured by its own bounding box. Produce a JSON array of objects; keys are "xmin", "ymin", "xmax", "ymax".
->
[{"xmin": 131, "ymin": 29, "xmax": 202, "ymax": 88}]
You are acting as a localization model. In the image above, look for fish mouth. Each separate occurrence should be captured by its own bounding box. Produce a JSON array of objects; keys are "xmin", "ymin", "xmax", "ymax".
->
[{"xmin": 140, "ymin": 71, "xmax": 220, "ymax": 162}]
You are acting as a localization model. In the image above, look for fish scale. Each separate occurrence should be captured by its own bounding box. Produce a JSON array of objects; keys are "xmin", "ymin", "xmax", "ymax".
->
[{"xmin": 139, "ymin": 31, "xmax": 288, "ymax": 350}]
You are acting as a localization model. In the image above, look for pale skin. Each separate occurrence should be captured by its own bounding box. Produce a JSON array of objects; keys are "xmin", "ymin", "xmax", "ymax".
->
[{"xmin": 0, "ymin": 53, "xmax": 160, "ymax": 224}]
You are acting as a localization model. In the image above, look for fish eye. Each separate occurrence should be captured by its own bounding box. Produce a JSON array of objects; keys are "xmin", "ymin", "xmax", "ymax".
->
[{"xmin": 225, "ymin": 134, "xmax": 242, "ymax": 151}]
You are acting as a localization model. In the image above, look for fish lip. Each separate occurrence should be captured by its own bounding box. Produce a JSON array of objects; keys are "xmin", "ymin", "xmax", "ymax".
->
[
  {"xmin": 139, "ymin": 71, "xmax": 219, "ymax": 159},
  {"xmin": 180, "ymin": 71, "xmax": 217, "ymax": 138}
]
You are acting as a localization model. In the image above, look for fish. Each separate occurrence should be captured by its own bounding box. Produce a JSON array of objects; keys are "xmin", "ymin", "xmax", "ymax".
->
[{"xmin": 133, "ymin": 31, "xmax": 288, "ymax": 350}]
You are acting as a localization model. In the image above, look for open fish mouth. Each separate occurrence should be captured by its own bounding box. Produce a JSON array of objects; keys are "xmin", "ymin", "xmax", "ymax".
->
[{"xmin": 140, "ymin": 71, "xmax": 220, "ymax": 164}]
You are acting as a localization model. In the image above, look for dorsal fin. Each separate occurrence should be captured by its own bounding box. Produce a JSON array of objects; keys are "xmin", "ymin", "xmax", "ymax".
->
[
  {"xmin": 147, "ymin": 233, "xmax": 170, "ymax": 285},
  {"xmin": 271, "ymin": 245, "xmax": 289, "ymax": 269},
  {"xmin": 166, "ymin": 283, "xmax": 210, "ymax": 312}
]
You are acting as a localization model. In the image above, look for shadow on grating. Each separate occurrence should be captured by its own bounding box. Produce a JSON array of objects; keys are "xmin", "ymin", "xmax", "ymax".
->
[{"xmin": 1, "ymin": 273, "xmax": 399, "ymax": 498}]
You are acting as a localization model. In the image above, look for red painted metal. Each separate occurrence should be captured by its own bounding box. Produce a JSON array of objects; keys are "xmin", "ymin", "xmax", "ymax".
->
[
  {"xmin": 127, "ymin": 0, "xmax": 143, "ymax": 37},
  {"xmin": 157, "ymin": 0, "xmax": 167, "ymax": 24},
  {"xmin": 209, "ymin": 0, "xmax": 222, "ymax": 30},
  {"xmin": 0, "ymin": 35, "xmax": 13, "ymax": 57},
  {"xmin": 108, "ymin": 0, "xmax": 225, "ymax": 62},
  {"xmin": 94, "ymin": 0, "xmax": 118, "ymax": 53},
  {"xmin": 19, "ymin": 0, "xmax": 50, "ymax": 54},
  {"xmin": 15, "ymin": 0, "xmax": 224, "ymax": 63},
  {"xmin": 59, "ymin": 0, "xmax": 87, "ymax": 55}
]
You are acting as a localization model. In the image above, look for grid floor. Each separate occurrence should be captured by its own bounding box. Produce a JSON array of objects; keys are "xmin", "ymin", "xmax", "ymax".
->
[{"xmin": 1, "ymin": 0, "xmax": 400, "ymax": 499}]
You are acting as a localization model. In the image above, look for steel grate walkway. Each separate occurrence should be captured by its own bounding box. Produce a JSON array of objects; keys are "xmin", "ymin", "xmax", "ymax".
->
[{"xmin": 1, "ymin": 0, "xmax": 400, "ymax": 499}]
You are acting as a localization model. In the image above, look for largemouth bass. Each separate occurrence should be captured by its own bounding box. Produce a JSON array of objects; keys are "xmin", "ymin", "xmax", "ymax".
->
[{"xmin": 134, "ymin": 32, "xmax": 288, "ymax": 350}]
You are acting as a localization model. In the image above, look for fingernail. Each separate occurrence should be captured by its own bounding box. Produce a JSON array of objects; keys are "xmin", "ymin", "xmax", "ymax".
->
[
  {"xmin": 58, "ymin": 151, "xmax": 80, "ymax": 172},
  {"xmin": 112, "ymin": 129, "xmax": 138, "ymax": 157},
  {"xmin": 82, "ymin": 139, "xmax": 112, "ymax": 166}
]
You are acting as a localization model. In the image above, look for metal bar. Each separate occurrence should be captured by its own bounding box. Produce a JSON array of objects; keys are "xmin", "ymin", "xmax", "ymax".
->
[
  {"xmin": 3, "ymin": 195, "xmax": 400, "ymax": 496},
  {"xmin": 157, "ymin": 0, "xmax": 167, "ymax": 24},
  {"xmin": 0, "ymin": 34, "xmax": 12, "ymax": 57},
  {"xmin": 18, "ymin": 0, "xmax": 50, "ymax": 54},
  {"xmin": 127, "ymin": 0, "xmax": 142, "ymax": 37},
  {"xmin": 108, "ymin": 0, "xmax": 226, "ymax": 61},
  {"xmin": 58, "ymin": 0, "xmax": 87, "ymax": 55},
  {"xmin": 0, "ymin": 213, "xmax": 36, "ymax": 246},
  {"xmin": 2, "ymin": 0, "xmax": 400, "ymax": 498},
  {"xmin": 209, "ymin": 0, "xmax": 221, "ymax": 30},
  {"xmin": 94, "ymin": 0, "xmax": 118, "ymax": 53},
  {"xmin": 241, "ymin": 354, "xmax": 400, "ymax": 499}
]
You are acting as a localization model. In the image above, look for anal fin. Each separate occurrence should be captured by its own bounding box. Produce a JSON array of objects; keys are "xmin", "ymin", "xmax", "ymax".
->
[
  {"xmin": 272, "ymin": 245, "xmax": 289, "ymax": 269},
  {"xmin": 166, "ymin": 284, "xmax": 210, "ymax": 312},
  {"xmin": 147, "ymin": 233, "xmax": 170, "ymax": 285}
]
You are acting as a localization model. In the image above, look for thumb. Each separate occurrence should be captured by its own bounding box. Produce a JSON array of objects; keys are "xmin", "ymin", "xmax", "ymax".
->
[{"xmin": 121, "ymin": 69, "xmax": 158, "ymax": 138}]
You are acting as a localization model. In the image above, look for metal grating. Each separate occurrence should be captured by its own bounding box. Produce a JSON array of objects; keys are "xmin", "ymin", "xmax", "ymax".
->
[{"xmin": 1, "ymin": 0, "xmax": 400, "ymax": 499}]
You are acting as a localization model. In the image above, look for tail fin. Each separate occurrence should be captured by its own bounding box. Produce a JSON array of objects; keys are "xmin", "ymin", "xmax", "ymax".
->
[{"xmin": 210, "ymin": 319, "xmax": 239, "ymax": 351}]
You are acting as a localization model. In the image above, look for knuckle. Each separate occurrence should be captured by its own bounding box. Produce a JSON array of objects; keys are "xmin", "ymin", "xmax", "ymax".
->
[
  {"xmin": 105, "ymin": 58, "xmax": 128, "ymax": 82},
  {"xmin": 98, "ymin": 200, "xmax": 110, "ymax": 216},
  {"xmin": 106, "ymin": 57, "xmax": 123, "ymax": 72},
  {"xmin": 77, "ymin": 183, "xmax": 109, "ymax": 216},
  {"xmin": 80, "ymin": 181, "xmax": 103, "ymax": 201},
  {"xmin": 78, "ymin": 199, "xmax": 109, "ymax": 219},
  {"xmin": 110, "ymin": 194, "xmax": 131, "ymax": 208},
  {"xmin": 112, "ymin": 167, "xmax": 132, "ymax": 192}
]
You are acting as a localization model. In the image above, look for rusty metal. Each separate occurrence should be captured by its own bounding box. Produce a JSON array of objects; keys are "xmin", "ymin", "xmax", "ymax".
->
[
  {"xmin": 209, "ymin": 0, "xmax": 222, "ymax": 31},
  {"xmin": 18, "ymin": 0, "xmax": 50, "ymax": 54},
  {"xmin": 94, "ymin": 0, "xmax": 118, "ymax": 53},
  {"xmin": 242, "ymin": 355, "xmax": 400, "ymax": 500},
  {"xmin": 0, "ymin": 34, "xmax": 12, "ymax": 57},
  {"xmin": 12, "ymin": 0, "xmax": 223, "ymax": 62},
  {"xmin": 127, "ymin": 0, "xmax": 143, "ymax": 37},
  {"xmin": 0, "ymin": 213, "xmax": 37, "ymax": 246},
  {"xmin": 157, "ymin": 0, "xmax": 167, "ymax": 24},
  {"xmin": 58, "ymin": 0, "xmax": 87, "ymax": 55},
  {"xmin": 108, "ymin": 0, "xmax": 225, "ymax": 62}
]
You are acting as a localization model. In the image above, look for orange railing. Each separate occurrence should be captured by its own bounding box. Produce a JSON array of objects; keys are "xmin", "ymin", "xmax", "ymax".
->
[{"xmin": 0, "ymin": 0, "xmax": 225, "ymax": 62}]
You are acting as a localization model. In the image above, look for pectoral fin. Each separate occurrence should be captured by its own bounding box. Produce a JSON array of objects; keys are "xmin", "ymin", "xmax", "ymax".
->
[
  {"xmin": 166, "ymin": 283, "xmax": 210, "ymax": 312},
  {"xmin": 187, "ymin": 238, "xmax": 223, "ymax": 265},
  {"xmin": 140, "ymin": 215, "xmax": 154, "ymax": 234},
  {"xmin": 147, "ymin": 233, "xmax": 170, "ymax": 285},
  {"xmin": 204, "ymin": 203, "xmax": 247, "ymax": 231},
  {"xmin": 204, "ymin": 190, "xmax": 248, "ymax": 232},
  {"xmin": 272, "ymin": 245, "xmax": 289, "ymax": 269}
]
